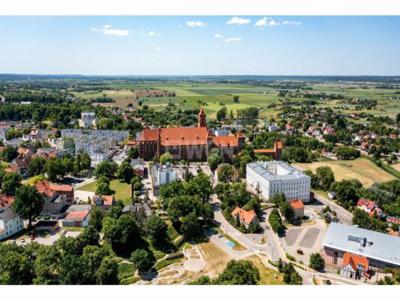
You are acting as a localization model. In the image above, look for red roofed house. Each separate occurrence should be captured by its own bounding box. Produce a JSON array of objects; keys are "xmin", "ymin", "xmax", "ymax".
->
[
  {"xmin": 289, "ymin": 199, "xmax": 305, "ymax": 219},
  {"xmin": 340, "ymin": 252, "xmax": 370, "ymax": 280},
  {"xmin": 62, "ymin": 205, "xmax": 91, "ymax": 227},
  {"xmin": 138, "ymin": 108, "xmax": 244, "ymax": 161},
  {"xmin": 0, "ymin": 194, "xmax": 24, "ymax": 241},
  {"xmin": 91, "ymin": 194, "xmax": 115, "ymax": 209},
  {"xmin": 35, "ymin": 180, "xmax": 74, "ymax": 217},
  {"xmin": 253, "ymin": 140, "xmax": 283, "ymax": 160},
  {"xmin": 357, "ymin": 198, "xmax": 382, "ymax": 218},
  {"xmin": 231, "ymin": 207, "xmax": 259, "ymax": 229}
]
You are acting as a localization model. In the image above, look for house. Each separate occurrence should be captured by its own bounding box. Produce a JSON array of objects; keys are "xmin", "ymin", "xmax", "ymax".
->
[
  {"xmin": 91, "ymin": 194, "xmax": 115, "ymax": 208},
  {"xmin": 231, "ymin": 207, "xmax": 258, "ymax": 229},
  {"xmin": 289, "ymin": 199, "xmax": 304, "ymax": 219},
  {"xmin": 0, "ymin": 194, "xmax": 23, "ymax": 241},
  {"xmin": 322, "ymin": 223, "xmax": 400, "ymax": 271},
  {"xmin": 62, "ymin": 205, "xmax": 91, "ymax": 227},
  {"xmin": 387, "ymin": 216, "xmax": 400, "ymax": 226},
  {"xmin": 246, "ymin": 161, "xmax": 311, "ymax": 202},
  {"xmin": 35, "ymin": 180, "xmax": 74, "ymax": 217},
  {"xmin": 35, "ymin": 220, "xmax": 59, "ymax": 232},
  {"xmin": 340, "ymin": 252, "xmax": 370, "ymax": 280},
  {"xmin": 357, "ymin": 199, "xmax": 382, "ymax": 217}
]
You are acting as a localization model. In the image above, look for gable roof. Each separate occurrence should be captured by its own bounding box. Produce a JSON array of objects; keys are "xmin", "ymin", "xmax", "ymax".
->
[
  {"xmin": 64, "ymin": 210, "xmax": 89, "ymax": 221},
  {"xmin": 231, "ymin": 207, "xmax": 257, "ymax": 225},
  {"xmin": 36, "ymin": 180, "xmax": 73, "ymax": 198},
  {"xmin": 342, "ymin": 252, "xmax": 369, "ymax": 271},
  {"xmin": 212, "ymin": 135, "xmax": 238, "ymax": 147},
  {"xmin": 160, "ymin": 127, "xmax": 209, "ymax": 146},
  {"xmin": 290, "ymin": 199, "xmax": 304, "ymax": 210}
]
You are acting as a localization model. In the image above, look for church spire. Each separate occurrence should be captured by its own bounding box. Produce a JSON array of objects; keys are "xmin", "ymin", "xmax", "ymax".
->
[{"xmin": 198, "ymin": 107, "xmax": 207, "ymax": 127}]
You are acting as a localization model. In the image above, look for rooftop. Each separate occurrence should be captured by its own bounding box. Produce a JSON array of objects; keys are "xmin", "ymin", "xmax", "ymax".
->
[
  {"xmin": 322, "ymin": 222, "xmax": 400, "ymax": 267},
  {"xmin": 247, "ymin": 161, "xmax": 309, "ymax": 181}
]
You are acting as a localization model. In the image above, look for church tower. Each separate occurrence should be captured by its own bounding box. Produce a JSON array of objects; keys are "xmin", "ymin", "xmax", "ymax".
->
[{"xmin": 198, "ymin": 107, "xmax": 207, "ymax": 127}]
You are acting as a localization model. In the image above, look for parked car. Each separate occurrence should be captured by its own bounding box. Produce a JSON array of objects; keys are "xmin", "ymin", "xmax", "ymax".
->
[{"xmin": 297, "ymin": 249, "xmax": 304, "ymax": 255}]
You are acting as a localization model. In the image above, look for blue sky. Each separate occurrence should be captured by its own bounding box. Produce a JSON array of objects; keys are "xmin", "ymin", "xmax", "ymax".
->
[{"xmin": 0, "ymin": 16, "xmax": 399, "ymax": 75}]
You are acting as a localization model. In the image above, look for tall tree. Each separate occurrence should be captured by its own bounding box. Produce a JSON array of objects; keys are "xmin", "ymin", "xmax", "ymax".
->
[{"xmin": 12, "ymin": 185, "xmax": 44, "ymax": 229}]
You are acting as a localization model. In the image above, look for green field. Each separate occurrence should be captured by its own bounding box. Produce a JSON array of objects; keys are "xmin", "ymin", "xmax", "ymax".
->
[{"xmin": 77, "ymin": 179, "xmax": 132, "ymax": 204}]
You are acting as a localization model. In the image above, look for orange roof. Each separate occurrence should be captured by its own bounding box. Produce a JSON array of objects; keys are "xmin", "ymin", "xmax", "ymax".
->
[
  {"xmin": 342, "ymin": 252, "xmax": 369, "ymax": 271},
  {"xmin": 102, "ymin": 195, "xmax": 114, "ymax": 206},
  {"xmin": 212, "ymin": 135, "xmax": 238, "ymax": 147},
  {"xmin": 5, "ymin": 164, "xmax": 19, "ymax": 173},
  {"xmin": 254, "ymin": 149, "xmax": 275, "ymax": 154},
  {"xmin": 161, "ymin": 127, "xmax": 209, "ymax": 146},
  {"xmin": 65, "ymin": 210, "xmax": 89, "ymax": 221},
  {"xmin": 0, "ymin": 194, "xmax": 15, "ymax": 208},
  {"xmin": 231, "ymin": 207, "xmax": 257, "ymax": 225},
  {"xmin": 139, "ymin": 128, "xmax": 160, "ymax": 141},
  {"xmin": 36, "ymin": 180, "xmax": 73, "ymax": 198},
  {"xmin": 290, "ymin": 199, "xmax": 304, "ymax": 210}
]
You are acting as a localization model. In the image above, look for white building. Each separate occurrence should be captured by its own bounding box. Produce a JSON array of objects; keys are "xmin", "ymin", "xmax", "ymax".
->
[
  {"xmin": 80, "ymin": 112, "xmax": 96, "ymax": 128},
  {"xmin": 151, "ymin": 163, "xmax": 177, "ymax": 196},
  {"xmin": 89, "ymin": 149, "xmax": 110, "ymax": 168},
  {"xmin": 246, "ymin": 161, "xmax": 311, "ymax": 202},
  {"xmin": 0, "ymin": 208, "xmax": 24, "ymax": 241}
]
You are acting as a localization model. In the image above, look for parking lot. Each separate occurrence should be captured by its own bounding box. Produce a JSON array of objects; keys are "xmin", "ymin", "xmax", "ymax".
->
[{"xmin": 12, "ymin": 230, "xmax": 81, "ymax": 246}]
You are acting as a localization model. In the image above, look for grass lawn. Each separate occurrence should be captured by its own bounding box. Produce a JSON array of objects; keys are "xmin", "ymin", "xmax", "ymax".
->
[
  {"xmin": 247, "ymin": 255, "xmax": 285, "ymax": 285},
  {"xmin": 77, "ymin": 179, "xmax": 132, "ymax": 204},
  {"xmin": 294, "ymin": 157, "xmax": 396, "ymax": 187}
]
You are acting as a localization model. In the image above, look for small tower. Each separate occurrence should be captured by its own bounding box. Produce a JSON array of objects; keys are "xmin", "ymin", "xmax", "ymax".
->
[{"xmin": 198, "ymin": 107, "xmax": 207, "ymax": 127}]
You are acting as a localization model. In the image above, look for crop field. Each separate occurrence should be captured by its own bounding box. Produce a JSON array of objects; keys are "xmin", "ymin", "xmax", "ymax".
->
[{"xmin": 294, "ymin": 157, "xmax": 396, "ymax": 187}]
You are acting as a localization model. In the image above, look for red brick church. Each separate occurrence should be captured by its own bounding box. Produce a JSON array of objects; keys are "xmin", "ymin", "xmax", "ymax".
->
[{"xmin": 138, "ymin": 108, "xmax": 244, "ymax": 161}]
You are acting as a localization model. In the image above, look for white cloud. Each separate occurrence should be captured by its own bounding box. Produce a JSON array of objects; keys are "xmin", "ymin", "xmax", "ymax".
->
[
  {"xmin": 214, "ymin": 33, "xmax": 224, "ymax": 39},
  {"xmin": 148, "ymin": 31, "xmax": 159, "ymax": 37},
  {"xmin": 226, "ymin": 17, "xmax": 251, "ymax": 26},
  {"xmin": 255, "ymin": 17, "xmax": 302, "ymax": 28},
  {"xmin": 92, "ymin": 24, "xmax": 129, "ymax": 36},
  {"xmin": 224, "ymin": 37, "xmax": 242, "ymax": 43},
  {"xmin": 186, "ymin": 21, "xmax": 207, "ymax": 27},
  {"xmin": 154, "ymin": 46, "xmax": 163, "ymax": 52}
]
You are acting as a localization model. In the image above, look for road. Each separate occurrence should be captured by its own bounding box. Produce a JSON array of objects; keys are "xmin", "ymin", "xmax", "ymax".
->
[{"xmin": 314, "ymin": 194, "xmax": 353, "ymax": 225}]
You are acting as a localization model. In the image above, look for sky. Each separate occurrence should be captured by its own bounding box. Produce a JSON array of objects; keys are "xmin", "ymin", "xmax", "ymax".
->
[{"xmin": 0, "ymin": 16, "xmax": 399, "ymax": 75}]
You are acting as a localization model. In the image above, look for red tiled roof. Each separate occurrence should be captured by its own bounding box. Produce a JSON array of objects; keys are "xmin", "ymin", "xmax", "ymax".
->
[
  {"xmin": 64, "ymin": 210, "xmax": 89, "ymax": 221},
  {"xmin": 387, "ymin": 217, "xmax": 400, "ymax": 225},
  {"xmin": 212, "ymin": 135, "xmax": 238, "ymax": 147},
  {"xmin": 290, "ymin": 199, "xmax": 304, "ymax": 210},
  {"xmin": 231, "ymin": 207, "xmax": 257, "ymax": 225},
  {"xmin": 0, "ymin": 194, "xmax": 15, "ymax": 209},
  {"xmin": 139, "ymin": 128, "xmax": 160, "ymax": 141},
  {"xmin": 160, "ymin": 127, "xmax": 209, "ymax": 146},
  {"xmin": 36, "ymin": 180, "xmax": 73, "ymax": 198},
  {"xmin": 342, "ymin": 252, "xmax": 369, "ymax": 272},
  {"xmin": 357, "ymin": 198, "xmax": 376, "ymax": 210},
  {"xmin": 254, "ymin": 149, "xmax": 275, "ymax": 154}
]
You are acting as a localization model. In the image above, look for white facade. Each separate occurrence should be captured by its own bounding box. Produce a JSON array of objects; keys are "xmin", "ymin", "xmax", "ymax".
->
[
  {"xmin": 89, "ymin": 150, "xmax": 109, "ymax": 168},
  {"xmin": 80, "ymin": 112, "xmax": 96, "ymax": 128},
  {"xmin": 246, "ymin": 161, "xmax": 311, "ymax": 202},
  {"xmin": 0, "ymin": 208, "xmax": 24, "ymax": 241},
  {"xmin": 157, "ymin": 163, "xmax": 176, "ymax": 186}
]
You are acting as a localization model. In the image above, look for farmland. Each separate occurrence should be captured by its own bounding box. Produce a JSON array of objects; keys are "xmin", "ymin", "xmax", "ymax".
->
[{"xmin": 294, "ymin": 157, "xmax": 396, "ymax": 187}]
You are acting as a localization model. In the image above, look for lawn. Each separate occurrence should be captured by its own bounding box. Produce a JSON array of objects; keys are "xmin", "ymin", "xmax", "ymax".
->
[
  {"xmin": 294, "ymin": 157, "xmax": 396, "ymax": 187},
  {"xmin": 77, "ymin": 179, "xmax": 132, "ymax": 204},
  {"xmin": 247, "ymin": 255, "xmax": 285, "ymax": 285}
]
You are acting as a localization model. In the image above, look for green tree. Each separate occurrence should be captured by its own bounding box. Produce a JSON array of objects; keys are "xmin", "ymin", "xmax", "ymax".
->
[
  {"xmin": 216, "ymin": 107, "xmax": 227, "ymax": 121},
  {"xmin": 96, "ymin": 176, "xmax": 115, "ymax": 195},
  {"xmin": 316, "ymin": 166, "xmax": 335, "ymax": 191},
  {"xmin": 33, "ymin": 245, "xmax": 60, "ymax": 284},
  {"xmin": 1, "ymin": 145, "xmax": 17, "ymax": 162},
  {"xmin": 0, "ymin": 244, "xmax": 34, "ymax": 284},
  {"xmin": 160, "ymin": 152, "xmax": 173, "ymax": 164},
  {"xmin": 309, "ymin": 253, "xmax": 325, "ymax": 272},
  {"xmin": 117, "ymin": 161, "xmax": 134, "ymax": 184},
  {"xmin": 95, "ymin": 160, "xmax": 118, "ymax": 179},
  {"xmin": 214, "ymin": 260, "xmax": 260, "ymax": 285},
  {"xmin": 217, "ymin": 163, "xmax": 236, "ymax": 183},
  {"xmin": 180, "ymin": 212, "xmax": 202, "ymax": 240},
  {"xmin": 28, "ymin": 156, "xmax": 46, "ymax": 177},
  {"xmin": 130, "ymin": 249, "xmax": 156, "ymax": 274},
  {"xmin": 89, "ymin": 207, "xmax": 105, "ymax": 231},
  {"xmin": 146, "ymin": 215, "xmax": 167, "ymax": 245},
  {"xmin": 59, "ymin": 255, "xmax": 86, "ymax": 284},
  {"xmin": 207, "ymin": 153, "xmax": 221, "ymax": 171},
  {"xmin": 96, "ymin": 257, "xmax": 119, "ymax": 284},
  {"xmin": 2, "ymin": 172, "xmax": 22, "ymax": 195},
  {"xmin": 12, "ymin": 185, "xmax": 44, "ymax": 228},
  {"xmin": 45, "ymin": 158, "xmax": 65, "ymax": 182}
]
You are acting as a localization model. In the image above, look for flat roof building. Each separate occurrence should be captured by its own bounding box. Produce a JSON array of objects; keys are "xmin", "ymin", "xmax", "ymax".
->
[
  {"xmin": 322, "ymin": 222, "xmax": 400, "ymax": 270},
  {"xmin": 246, "ymin": 161, "xmax": 311, "ymax": 202}
]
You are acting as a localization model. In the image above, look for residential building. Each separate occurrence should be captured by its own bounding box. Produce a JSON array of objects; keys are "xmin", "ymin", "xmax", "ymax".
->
[
  {"xmin": 36, "ymin": 180, "xmax": 74, "ymax": 217},
  {"xmin": 340, "ymin": 252, "xmax": 370, "ymax": 280},
  {"xmin": 246, "ymin": 161, "xmax": 311, "ymax": 202},
  {"xmin": 0, "ymin": 194, "xmax": 23, "ymax": 241},
  {"xmin": 91, "ymin": 194, "xmax": 115, "ymax": 209},
  {"xmin": 231, "ymin": 207, "xmax": 258, "ymax": 229},
  {"xmin": 62, "ymin": 205, "xmax": 91, "ymax": 227},
  {"xmin": 289, "ymin": 199, "xmax": 305, "ymax": 219},
  {"xmin": 80, "ymin": 112, "xmax": 96, "ymax": 128},
  {"xmin": 357, "ymin": 199, "xmax": 383, "ymax": 217},
  {"xmin": 322, "ymin": 223, "xmax": 400, "ymax": 272}
]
